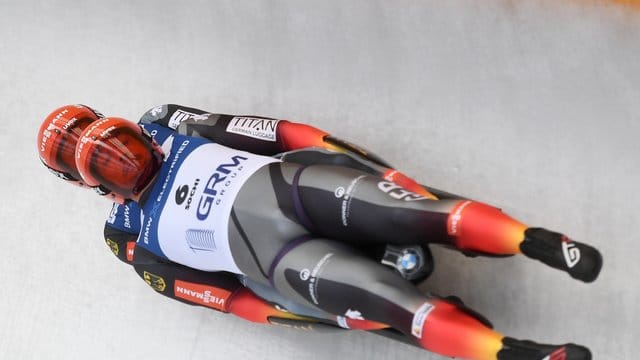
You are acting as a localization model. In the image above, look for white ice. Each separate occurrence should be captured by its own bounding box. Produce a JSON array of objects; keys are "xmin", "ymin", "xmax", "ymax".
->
[{"xmin": 1, "ymin": 1, "xmax": 638, "ymax": 359}]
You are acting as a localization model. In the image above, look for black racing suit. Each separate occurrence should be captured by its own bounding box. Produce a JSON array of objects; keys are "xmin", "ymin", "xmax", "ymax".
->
[
  {"xmin": 102, "ymin": 104, "xmax": 597, "ymax": 360},
  {"xmin": 103, "ymin": 104, "xmax": 434, "ymax": 327}
]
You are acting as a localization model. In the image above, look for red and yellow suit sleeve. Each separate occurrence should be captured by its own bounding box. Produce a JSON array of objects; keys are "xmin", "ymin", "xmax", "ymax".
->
[
  {"xmin": 276, "ymin": 120, "xmax": 438, "ymax": 200},
  {"xmin": 149, "ymin": 105, "xmax": 436, "ymax": 199}
]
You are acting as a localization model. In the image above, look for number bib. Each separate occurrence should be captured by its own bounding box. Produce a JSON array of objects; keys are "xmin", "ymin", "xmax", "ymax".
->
[{"xmin": 138, "ymin": 135, "xmax": 279, "ymax": 273}]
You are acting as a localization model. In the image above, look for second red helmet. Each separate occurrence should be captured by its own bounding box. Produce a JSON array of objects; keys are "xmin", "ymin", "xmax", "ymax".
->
[
  {"xmin": 75, "ymin": 117, "xmax": 165, "ymax": 203},
  {"xmin": 37, "ymin": 104, "xmax": 104, "ymax": 186}
]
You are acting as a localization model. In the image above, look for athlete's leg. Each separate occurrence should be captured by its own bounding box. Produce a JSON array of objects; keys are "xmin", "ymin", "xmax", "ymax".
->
[
  {"xmin": 269, "ymin": 238, "xmax": 591, "ymax": 360},
  {"xmin": 230, "ymin": 162, "xmax": 433, "ymax": 284},
  {"xmin": 293, "ymin": 165, "xmax": 602, "ymax": 282}
]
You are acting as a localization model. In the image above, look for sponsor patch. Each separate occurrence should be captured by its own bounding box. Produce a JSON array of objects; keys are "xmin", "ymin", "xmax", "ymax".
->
[
  {"xmin": 411, "ymin": 302, "xmax": 435, "ymax": 339},
  {"xmin": 196, "ymin": 154, "xmax": 248, "ymax": 221},
  {"xmin": 299, "ymin": 268, "xmax": 310, "ymax": 281},
  {"xmin": 143, "ymin": 271, "xmax": 167, "ymax": 292},
  {"xmin": 226, "ymin": 117, "xmax": 279, "ymax": 142},
  {"xmin": 106, "ymin": 238, "xmax": 119, "ymax": 256},
  {"xmin": 561, "ymin": 237, "xmax": 581, "ymax": 269},
  {"xmin": 173, "ymin": 280, "xmax": 231, "ymax": 311},
  {"xmin": 447, "ymin": 200, "xmax": 473, "ymax": 236},
  {"xmin": 307, "ymin": 253, "xmax": 334, "ymax": 305},
  {"xmin": 340, "ymin": 175, "xmax": 366, "ymax": 226},
  {"xmin": 377, "ymin": 181, "xmax": 427, "ymax": 202},
  {"xmin": 126, "ymin": 241, "xmax": 136, "ymax": 262},
  {"xmin": 168, "ymin": 109, "xmax": 198, "ymax": 129}
]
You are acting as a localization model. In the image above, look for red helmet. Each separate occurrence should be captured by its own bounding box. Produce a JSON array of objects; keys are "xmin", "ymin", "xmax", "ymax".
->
[
  {"xmin": 37, "ymin": 104, "xmax": 104, "ymax": 186},
  {"xmin": 75, "ymin": 117, "xmax": 164, "ymax": 203}
]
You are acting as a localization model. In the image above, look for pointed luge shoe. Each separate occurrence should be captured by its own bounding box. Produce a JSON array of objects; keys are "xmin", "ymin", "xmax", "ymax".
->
[
  {"xmin": 498, "ymin": 337, "xmax": 592, "ymax": 360},
  {"xmin": 520, "ymin": 228, "xmax": 602, "ymax": 283}
]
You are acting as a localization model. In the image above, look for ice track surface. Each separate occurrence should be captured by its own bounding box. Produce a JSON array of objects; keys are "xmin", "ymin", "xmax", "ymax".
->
[{"xmin": 1, "ymin": 1, "xmax": 639, "ymax": 359}]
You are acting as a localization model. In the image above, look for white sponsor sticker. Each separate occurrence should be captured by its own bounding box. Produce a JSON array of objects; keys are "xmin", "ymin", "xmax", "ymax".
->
[
  {"xmin": 411, "ymin": 302, "xmax": 435, "ymax": 339},
  {"xmin": 168, "ymin": 109, "xmax": 198, "ymax": 129},
  {"xmin": 226, "ymin": 117, "xmax": 280, "ymax": 142},
  {"xmin": 562, "ymin": 241, "xmax": 581, "ymax": 268}
]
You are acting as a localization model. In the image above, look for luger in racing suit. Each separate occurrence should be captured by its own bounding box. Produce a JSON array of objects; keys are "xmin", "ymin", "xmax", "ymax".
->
[
  {"xmin": 101, "ymin": 104, "xmax": 597, "ymax": 360},
  {"xmin": 103, "ymin": 104, "xmax": 438, "ymax": 333}
]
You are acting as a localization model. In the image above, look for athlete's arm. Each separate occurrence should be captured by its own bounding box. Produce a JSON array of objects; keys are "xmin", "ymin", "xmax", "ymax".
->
[
  {"xmin": 139, "ymin": 104, "xmax": 440, "ymax": 199},
  {"xmin": 138, "ymin": 104, "xmax": 387, "ymax": 160},
  {"xmin": 103, "ymin": 216, "xmax": 311, "ymax": 324}
]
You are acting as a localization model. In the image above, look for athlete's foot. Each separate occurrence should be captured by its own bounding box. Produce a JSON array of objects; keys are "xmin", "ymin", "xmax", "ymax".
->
[
  {"xmin": 520, "ymin": 228, "xmax": 602, "ymax": 283},
  {"xmin": 497, "ymin": 337, "xmax": 592, "ymax": 360}
]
